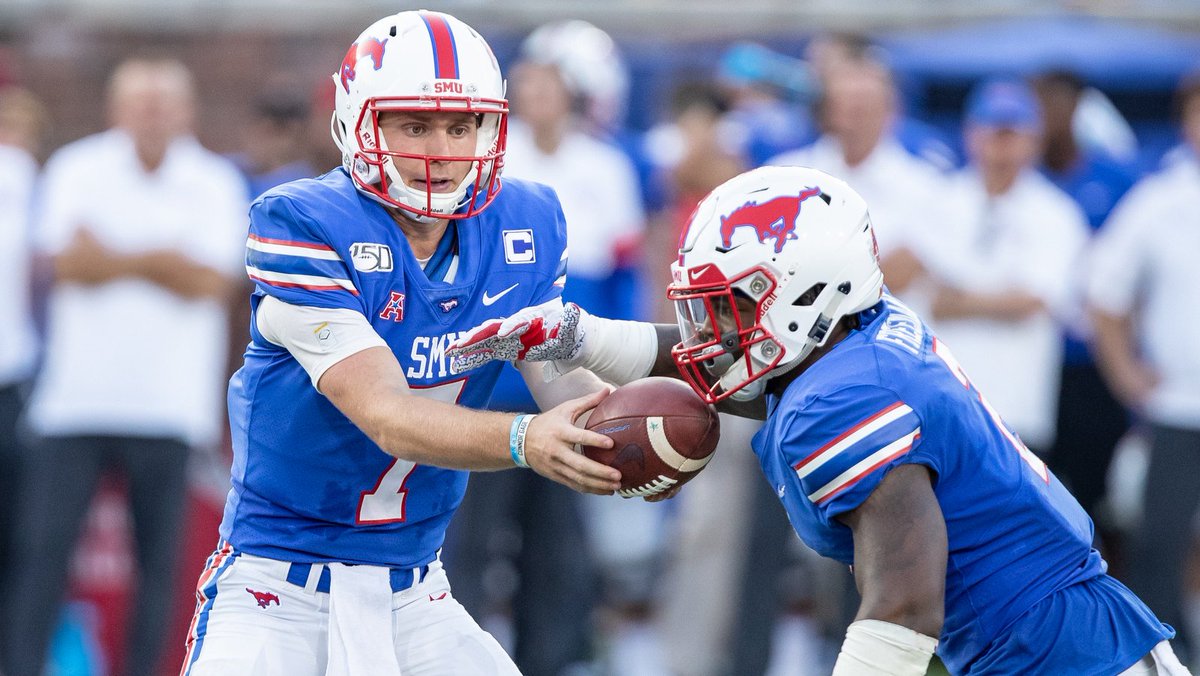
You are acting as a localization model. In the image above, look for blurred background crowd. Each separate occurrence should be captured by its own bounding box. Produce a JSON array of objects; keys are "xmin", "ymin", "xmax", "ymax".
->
[{"xmin": 1, "ymin": 1, "xmax": 1199, "ymax": 675}]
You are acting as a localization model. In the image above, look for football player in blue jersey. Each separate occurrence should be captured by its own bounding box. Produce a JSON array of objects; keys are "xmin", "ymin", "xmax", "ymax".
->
[
  {"xmin": 449, "ymin": 165, "xmax": 1189, "ymax": 674},
  {"xmin": 180, "ymin": 10, "xmax": 624, "ymax": 676}
]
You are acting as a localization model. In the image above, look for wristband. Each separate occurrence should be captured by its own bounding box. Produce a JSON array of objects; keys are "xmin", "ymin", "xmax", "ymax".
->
[{"xmin": 509, "ymin": 414, "xmax": 534, "ymax": 468}]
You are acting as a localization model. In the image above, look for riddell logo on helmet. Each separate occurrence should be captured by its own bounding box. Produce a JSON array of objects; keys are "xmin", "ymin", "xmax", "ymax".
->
[
  {"xmin": 340, "ymin": 37, "xmax": 389, "ymax": 92},
  {"xmin": 719, "ymin": 187, "xmax": 823, "ymax": 254}
]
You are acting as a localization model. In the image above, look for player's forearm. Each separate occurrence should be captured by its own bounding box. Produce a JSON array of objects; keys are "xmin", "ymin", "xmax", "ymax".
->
[
  {"xmin": 842, "ymin": 465, "xmax": 946, "ymax": 638},
  {"xmin": 125, "ymin": 250, "xmax": 235, "ymax": 300},
  {"xmin": 520, "ymin": 361, "xmax": 608, "ymax": 410},
  {"xmin": 1089, "ymin": 308, "xmax": 1157, "ymax": 408},
  {"xmin": 320, "ymin": 348, "xmax": 519, "ymax": 471},
  {"xmin": 570, "ymin": 316, "xmax": 672, "ymax": 386},
  {"xmin": 647, "ymin": 323, "xmax": 683, "ymax": 377},
  {"xmin": 932, "ymin": 286, "xmax": 1044, "ymax": 321},
  {"xmin": 370, "ymin": 395, "xmax": 517, "ymax": 470}
]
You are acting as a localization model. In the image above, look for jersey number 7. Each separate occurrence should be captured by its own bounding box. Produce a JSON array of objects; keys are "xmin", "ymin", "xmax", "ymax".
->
[{"xmin": 356, "ymin": 378, "xmax": 469, "ymax": 524}]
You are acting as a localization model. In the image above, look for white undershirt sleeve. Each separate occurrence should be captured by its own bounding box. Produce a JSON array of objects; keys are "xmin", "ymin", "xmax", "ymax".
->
[{"xmin": 255, "ymin": 295, "xmax": 389, "ymax": 391}]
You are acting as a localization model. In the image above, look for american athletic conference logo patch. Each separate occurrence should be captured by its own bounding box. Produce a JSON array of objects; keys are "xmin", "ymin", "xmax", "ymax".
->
[{"xmin": 380, "ymin": 291, "xmax": 405, "ymax": 322}]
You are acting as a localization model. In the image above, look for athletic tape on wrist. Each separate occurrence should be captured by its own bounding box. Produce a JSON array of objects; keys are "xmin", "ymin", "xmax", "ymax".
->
[
  {"xmin": 578, "ymin": 316, "xmax": 658, "ymax": 386},
  {"xmin": 831, "ymin": 619, "xmax": 938, "ymax": 676}
]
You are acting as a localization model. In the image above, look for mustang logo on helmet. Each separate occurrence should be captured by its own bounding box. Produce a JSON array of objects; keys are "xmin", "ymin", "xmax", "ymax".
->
[
  {"xmin": 339, "ymin": 37, "xmax": 389, "ymax": 93},
  {"xmin": 719, "ymin": 187, "xmax": 823, "ymax": 254}
]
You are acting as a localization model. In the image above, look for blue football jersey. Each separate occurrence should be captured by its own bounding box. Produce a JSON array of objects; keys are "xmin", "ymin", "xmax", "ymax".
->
[
  {"xmin": 219, "ymin": 169, "xmax": 568, "ymax": 568},
  {"xmin": 753, "ymin": 295, "xmax": 1171, "ymax": 673}
]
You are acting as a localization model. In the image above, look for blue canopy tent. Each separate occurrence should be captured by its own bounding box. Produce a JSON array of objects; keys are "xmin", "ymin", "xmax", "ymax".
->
[
  {"xmin": 881, "ymin": 15, "xmax": 1200, "ymax": 91},
  {"xmin": 879, "ymin": 16, "xmax": 1200, "ymax": 167}
]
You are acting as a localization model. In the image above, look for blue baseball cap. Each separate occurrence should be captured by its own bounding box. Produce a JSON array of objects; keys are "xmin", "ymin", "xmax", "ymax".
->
[{"xmin": 965, "ymin": 78, "xmax": 1042, "ymax": 131}]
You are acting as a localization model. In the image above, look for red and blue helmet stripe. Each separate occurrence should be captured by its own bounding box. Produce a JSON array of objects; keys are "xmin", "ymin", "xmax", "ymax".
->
[{"xmin": 420, "ymin": 12, "xmax": 460, "ymax": 80}]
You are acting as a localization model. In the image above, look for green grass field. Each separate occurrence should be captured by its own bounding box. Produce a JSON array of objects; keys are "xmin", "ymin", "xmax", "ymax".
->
[{"xmin": 927, "ymin": 656, "xmax": 951, "ymax": 675}]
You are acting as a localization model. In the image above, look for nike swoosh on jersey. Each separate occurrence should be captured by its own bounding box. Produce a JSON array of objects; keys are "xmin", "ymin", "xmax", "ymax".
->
[{"xmin": 482, "ymin": 283, "xmax": 519, "ymax": 306}]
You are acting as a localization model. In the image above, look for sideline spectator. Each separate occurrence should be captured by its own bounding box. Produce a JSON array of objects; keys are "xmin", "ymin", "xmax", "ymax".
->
[
  {"xmin": 923, "ymin": 79, "xmax": 1088, "ymax": 456},
  {"xmin": 0, "ymin": 86, "xmax": 45, "ymax": 668},
  {"xmin": 228, "ymin": 79, "xmax": 317, "ymax": 199},
  {"xmin": 1087, "ymin": 71, "xmax": 1200, "ymax": 666},
  {"xmin": 769, "ymin": 53, "xmax": 949, "ymax": 311},
  {"xmin": 1033, "ymin": 69, "xmax": 1139, "ymax": 539},
  {"xmin": 0, "ymin": 58, "xmax": 247, "ymax": 676},
  {"xmin": 446, "ymin": 20, "xmax": 647, "ymax": 676}
]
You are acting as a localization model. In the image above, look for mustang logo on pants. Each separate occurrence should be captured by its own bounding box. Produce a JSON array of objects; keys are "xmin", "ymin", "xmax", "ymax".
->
[{"xmin": 246, "ymin": 587, "xmax": 281, "ymax": 609}]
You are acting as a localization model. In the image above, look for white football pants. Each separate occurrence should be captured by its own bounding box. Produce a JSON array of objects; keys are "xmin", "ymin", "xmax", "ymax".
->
[
  {"xmin": 1117, "ymin": 641, "xmax": 1192, "ymax": 675},
  {"xmin": 181, "ymin": 544, "xmax": 520, "ymax": 675}
]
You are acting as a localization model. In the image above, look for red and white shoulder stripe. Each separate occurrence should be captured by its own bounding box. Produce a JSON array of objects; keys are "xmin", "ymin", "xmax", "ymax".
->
[
  {"xmin": 245, "ymin": 234, "xmax": 359, "ymax": 295},
  {"xmin": 247, "ymin": 234, "xmax": 341, "ymax": 260},
  {"xmin": 246, "ymin": 266, "xmax": 358, "ymax": 294},
  {"xmin": 807, "ymin": 429, "xmax": 921, "ymax": 505},
  {"xmin": 791, "ymin": 401, "xmax": 921, "ymax": 505}
]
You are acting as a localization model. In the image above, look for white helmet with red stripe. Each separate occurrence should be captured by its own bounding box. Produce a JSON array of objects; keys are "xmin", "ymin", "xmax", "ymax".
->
[
  {"xmin": 331, "ymin": 11, "xmax": 508, "ymax": 221},
  {"xmin": 668, "ymin": 166, "xmax": 883, "ymax": 403}
]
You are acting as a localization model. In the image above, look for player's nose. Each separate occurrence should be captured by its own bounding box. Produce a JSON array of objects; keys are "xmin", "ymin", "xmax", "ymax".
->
[{"xmin": 423, "ymin": 129, "xmax": 456, "ymax": 159}]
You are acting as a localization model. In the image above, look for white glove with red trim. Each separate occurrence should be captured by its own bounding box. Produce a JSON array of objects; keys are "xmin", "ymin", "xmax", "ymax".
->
[{"xmin": 448, "ymin": 299, "xmax": 588, "ymax": 376}]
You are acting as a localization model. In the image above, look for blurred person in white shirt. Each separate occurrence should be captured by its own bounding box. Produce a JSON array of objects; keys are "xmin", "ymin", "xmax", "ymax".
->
[
  {"xmin": 1033, "ymin": 70, "xmax": 1140, "ymax": 558},
  {"xmin": 444, "ymin": 20, "xmax": 653, "ymax": 676},
  {"xmin": 751, "ymin": 53, "xmax": 956, "ymax": 673},
  {"xmin": 768, "ymin": 53, "xmax": 950, "ymax": 314},
  {"xmin": 638, "ymin": 80, "xmax": 767, "ymax": 676},
  {"xmin": 1087, "ymin": 71, "xmax": 1200, "ymax": 666},
  {"xmin": 0, "ymin": 59, "xmax": 247, "ymax": 676},
  {"xmin": 0, "ymin": 86, "xmax": 46, "ymax": 669},
  {"xmin": 922, "ymin": 79, "xmax": 1089, "ymax": 455}
]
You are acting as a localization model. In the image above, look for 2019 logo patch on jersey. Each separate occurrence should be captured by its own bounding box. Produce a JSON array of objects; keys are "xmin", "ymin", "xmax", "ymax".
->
[
  {"xmin": 503, "ymin": 229, "xmax": 536, "ymax": 264},
  {"xmin": 350, "ymin": 242, "xmax": 394, "ymax": 272}
]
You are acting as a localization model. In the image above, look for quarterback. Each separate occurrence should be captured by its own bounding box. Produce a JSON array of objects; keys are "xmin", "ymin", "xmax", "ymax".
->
[
  {"xmin": 450, "ymin": 166, "xmax": 1189, "ymax": 675},
  {"xmin": 180, "ymin": 10, "xmax": 621, "ymax": 676}
]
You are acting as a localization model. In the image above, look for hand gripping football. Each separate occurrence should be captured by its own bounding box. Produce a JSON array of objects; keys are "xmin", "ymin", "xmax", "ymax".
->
[{"xmin": 582, "ymin": 377, "xmax": 720, "ymax": 498}]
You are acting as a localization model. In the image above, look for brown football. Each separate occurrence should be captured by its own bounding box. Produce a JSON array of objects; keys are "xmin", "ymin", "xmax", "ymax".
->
[{"xmin": 583, "ymin": 377, "xmax": 720, "ymax": 498}]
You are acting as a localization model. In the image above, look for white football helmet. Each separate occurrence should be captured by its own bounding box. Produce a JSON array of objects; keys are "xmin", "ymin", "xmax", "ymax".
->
[
  {"xmin": 519, "ymin": 20, "xmax": 629, "ymax": 131},
  {"xmin": 331, "ymin": 11, "xmax": 508, "ymax": 221},
  {"xmin": 668, "ymin": 166, "xmax": 883, "ymax": 403}
]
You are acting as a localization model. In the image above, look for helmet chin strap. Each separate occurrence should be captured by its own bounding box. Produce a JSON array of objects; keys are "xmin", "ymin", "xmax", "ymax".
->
[
  {"xmin": 726, "ymin": 373, "xmax": 766, "ymax": 401},
  {"xmin": 718, "ymin": 338, "xmax": 799, "ymax": 401},
  {"xmin": 731, "ymin": 281, "xmax": 857, "ymax": 398}
]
